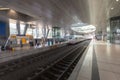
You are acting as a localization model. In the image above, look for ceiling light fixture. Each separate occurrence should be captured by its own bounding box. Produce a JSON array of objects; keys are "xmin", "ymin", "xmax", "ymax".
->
[
  {"xmin": 116, "ymin": 0, "xmax": 119, "ymax": 2},
  {"xmin": 71, "ymin": 25, "xmax": 96, "ymax": 33},
  {"xmin": 0, "ymin": 8, "xmax": 9, "ymax": 10},
  {"xmin": 111, "ymin": 7, "xmax": 114, "ymax": 10},
  {"xmin": 10, "ymin": 9, "xmax": 16, "ymax": 13}
]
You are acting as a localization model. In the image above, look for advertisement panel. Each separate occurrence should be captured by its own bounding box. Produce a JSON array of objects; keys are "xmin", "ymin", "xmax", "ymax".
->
[{"xmin": 0, "ymin": 21, "xmax": 6, "ymax": 36}]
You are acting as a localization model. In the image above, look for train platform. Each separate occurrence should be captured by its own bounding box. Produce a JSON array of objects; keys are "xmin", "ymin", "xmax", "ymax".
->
[
  {"xmin": 0, "ymin": 39, "xmax": 85, "ymax": 64},
  {"xmin": 68, "ymin": 39, "xmax": 120, "ymax": 80},
  {"xmin": 0, "ymin": 43, "xmax": 66, "ymax": 63}
]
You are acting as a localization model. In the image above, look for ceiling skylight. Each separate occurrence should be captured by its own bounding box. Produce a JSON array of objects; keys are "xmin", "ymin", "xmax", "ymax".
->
[{"xmin": 71, "ymin": 25, "xmax": 96, "ymax": 33}]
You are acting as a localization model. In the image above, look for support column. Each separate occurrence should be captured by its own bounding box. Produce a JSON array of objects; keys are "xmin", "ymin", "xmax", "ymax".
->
[
  {"xmin": 107, "ymin": 19, "xmax": 110, "ymax": 43},
  {"xmin": 16, "ymin": 20, "xmax": 20, "ymax": 35},
  {"xmin": 23, "ymin": 24, "xmax": 29, "ymax": 35},
  {"xmin": 42, "ymin": 24, "xmax": 46, "ymax": 38}
]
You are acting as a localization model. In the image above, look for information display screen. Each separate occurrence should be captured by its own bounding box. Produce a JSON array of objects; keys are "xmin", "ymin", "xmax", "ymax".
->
[{"xmin": 0, "ymin": 21, "xmax": 6, "ymax": 36}]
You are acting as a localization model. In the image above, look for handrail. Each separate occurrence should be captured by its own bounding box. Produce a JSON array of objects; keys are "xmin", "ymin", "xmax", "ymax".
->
[{"xmin": 4, "ymin": 35, "xmax": 11, "ymax": 49}]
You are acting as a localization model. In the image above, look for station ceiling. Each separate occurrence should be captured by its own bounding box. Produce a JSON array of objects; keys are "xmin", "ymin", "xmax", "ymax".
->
[{"xmin": 0, "ymin": 0, "xmax": 119, "ymax": 33}]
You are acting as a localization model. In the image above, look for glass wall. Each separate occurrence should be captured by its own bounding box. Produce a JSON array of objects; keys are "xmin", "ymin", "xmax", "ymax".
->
[
  {"xmin": 20, "ymin": 21, "xmax": 25, "ymax": 35},
  {"xmin": 9, "ymin": 19, "xmax": 18, "ymax": 35},
  {"xmin": 110, "ymin": 17, "xmax": 120, "ymax": 44},
  {"xmin": 52, "ymin": 27, "xmax": 61, "ymax": 38},
  {"xmin": 9, "ymin": 19, "xmax": 26, "ymax": 35},
  {"xmin": 9, "ymin": 19, "xmax": 57, "ymax": 39}
]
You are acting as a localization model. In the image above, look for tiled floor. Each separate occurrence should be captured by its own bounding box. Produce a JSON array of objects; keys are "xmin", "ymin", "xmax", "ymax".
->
[
  {"xmin": 94, "ymin": 40, "xmax": 120, "ymax": 80},
  {"xmin": 69, "ymin": 39, "xmax": 120, "ymax": 80}
]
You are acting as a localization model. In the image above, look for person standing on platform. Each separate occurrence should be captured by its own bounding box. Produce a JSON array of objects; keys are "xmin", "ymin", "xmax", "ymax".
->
[
  {"xmin": 0, "ymin": 45, "xmax": 1, "ymax": 52},
  {"xmin": 35, "ymin": 39, "xmax": 37, "ymax": 46},
  {"xmin": 20, "ymin": 40, "xmax": 23, "ymax": 48}
]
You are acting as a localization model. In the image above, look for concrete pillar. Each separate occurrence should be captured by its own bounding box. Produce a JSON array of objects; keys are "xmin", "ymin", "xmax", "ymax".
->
[
  {"xmin": 16, "ymin": 20, "xmax": 20, "ymax": 35},
  {"xmin": 6, "ymin": 19, "xmax": 10, "ymax": 38},
  {"xmin": 23, "ymin": 24, "xmax": 29, "ymax": 35}
]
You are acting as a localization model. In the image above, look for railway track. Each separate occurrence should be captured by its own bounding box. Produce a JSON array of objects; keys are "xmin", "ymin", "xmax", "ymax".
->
[
  {"xmin": 22, "ymin": 40, "xmax": 90, "ymax": 80},
  {"xmin": 25, "ymin": 46, "xmax": 86, "ymax": 80},
  {"xmin": 0, "ymin": 40, "xmax": 90, "ymax": 80}
]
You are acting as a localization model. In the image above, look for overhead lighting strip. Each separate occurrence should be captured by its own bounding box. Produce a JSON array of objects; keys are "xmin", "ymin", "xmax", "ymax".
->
[{"xmin": 0, "ymin": 8, "xmax": 10, "ymax": 11}]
